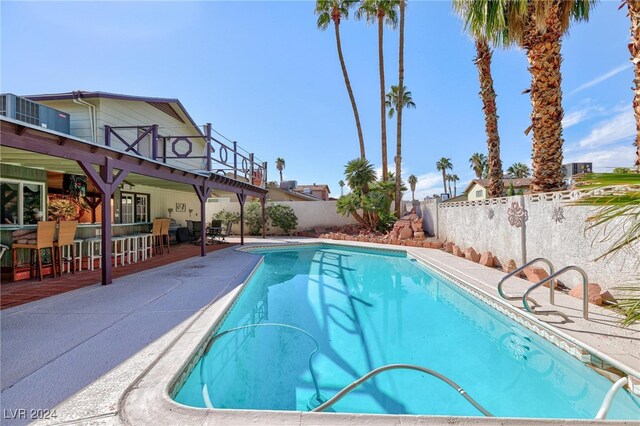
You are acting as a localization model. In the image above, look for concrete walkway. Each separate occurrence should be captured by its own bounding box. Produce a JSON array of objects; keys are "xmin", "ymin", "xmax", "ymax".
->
[{"xmin": 0, "ymin": 244, "xmax": 261, "ymax": 426}]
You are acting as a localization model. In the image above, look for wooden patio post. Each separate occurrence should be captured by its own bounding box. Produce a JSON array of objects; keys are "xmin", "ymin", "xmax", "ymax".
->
[
  {"xmin": 260, "ymin": 196, "xmax": 266, "ymax": 239},
  {"xmin": 237, "ymin": 192, "xmax": 246, "ymax": 246},
  {"xmin": 78, "ymin": 157, "xmax": 129, "ymax": 285},
  {"xmin": 194, "ymin": 182, "xmax": 212, "ymax": 257}
]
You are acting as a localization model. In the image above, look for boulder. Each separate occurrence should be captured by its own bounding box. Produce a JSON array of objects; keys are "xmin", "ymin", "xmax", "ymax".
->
[
  {"xmin": 503, "ymin": 259, "xmax": 518, "ymax": 274},
  {"xmin": 600, "ymin": 291, "xmax": 617, "ymax": 304},
  {"xmin": 464, "ymin": 247, "xmax": 480, "ymax": 263},
  {"xmin": 452, "ymin": 245, "xmax": 464, "ymax": 257},
  {"xmin": 444, "ymin": 242, "xmax": 454, "ymax": 253},
  {"xmin": 523, "ymin": 267, "xmax": 556, "ymax": 288},
  {"xmin": 493, "ymin": 257, "xmax": 502, "ymax": 268},
  {"xmin": 431, "ymin": 240, "xmax": 443, "ymax": 249},
  {"xmin": 413, "ymin": 231, "xmax": 425, "ymax": 240},
  {"xmin": 569, "ymin": 283, "xmax": 603, "ymax": 306},
  {"xmin": 411, "ymin": 219, "xmax": 424, "ymax": 232},
  {"xmin": 479, "ymin": 251, "xmax": 494, "ymax": 267},
  {"xmin": 399, "ymin": 227, "xmax": 413, "ymax": 240}
]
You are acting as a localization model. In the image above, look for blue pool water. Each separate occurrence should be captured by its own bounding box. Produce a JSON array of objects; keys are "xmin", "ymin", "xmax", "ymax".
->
[{"xmin": 174, "ymin": 245, "xmax": 640, "ymax": 419}]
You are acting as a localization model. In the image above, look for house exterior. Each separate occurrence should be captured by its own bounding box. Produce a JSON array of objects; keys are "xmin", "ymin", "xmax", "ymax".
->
[
  {"xmin": 463, "ymin": 178, "xmax": 532, "ymax": 201},
  {"xmin": 292, "ymin": 184, "xmax": 331, "ymax": 201},
  {"xmin": 266, "ymin": 183, "xmax": 320, "ymax": 201},
  {"xmin": 1, "ymin": 91, "xmax": 268, "ymax": 285}
]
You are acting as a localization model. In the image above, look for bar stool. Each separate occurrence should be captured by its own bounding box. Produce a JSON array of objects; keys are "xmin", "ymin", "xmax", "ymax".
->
[
  {"xmin": 161, "ymin": 218, "xmax": 171, "ymax": 254},
  {"xmin": 135, "ymin": 233, "xmax": 153, "ymax": 261},
  {"xmin": 73, "ymin": 239, "xmax": 84, "ymax": 272},
  {"xmin": 143, "ymin": 219, "xmax": 164, "ymax": 255},
  {"xmin": 85, "ymin": 237, "xmax": 102, "ymax": 270},
  {"xmin": 54, "ymin": 221, "xmax": 78, "ymax": 275},
  {"xmin": 112, "ymin": 236, "xmax": 127, "ymax": 267},
  {"xmin": 12, "ymin": 221, "xmax": 57, "ymax": 281},
  {"xmin": 123, "ymin": 234, "xmax": 138, "ymax": 264}
]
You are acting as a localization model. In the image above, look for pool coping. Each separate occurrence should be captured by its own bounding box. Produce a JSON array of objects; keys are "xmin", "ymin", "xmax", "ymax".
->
[{"xmin": 120, "ymin": 240, "xmax": 640, "ymax": 425}]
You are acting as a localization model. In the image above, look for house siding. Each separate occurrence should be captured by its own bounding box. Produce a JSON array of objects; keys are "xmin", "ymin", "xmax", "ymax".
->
[{"xmin": 467, "ymin": 183, "xmax": 486, "ymax": 201}]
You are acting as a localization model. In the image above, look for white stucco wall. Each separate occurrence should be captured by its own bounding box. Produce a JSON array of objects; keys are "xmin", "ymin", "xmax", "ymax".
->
[
  {"xmin": 434, "ymin": 191, "xmax": 638, "ymax": 292},
  {"xmin": 206, "ymin": 199, "xmax": 357, "ymax": 235}
]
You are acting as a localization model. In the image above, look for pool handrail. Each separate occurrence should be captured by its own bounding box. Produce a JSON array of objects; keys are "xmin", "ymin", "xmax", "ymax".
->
[
  {"xmin": 524, "ymin": 265, "xmax": 589, "ymax": 320},
  {"xmin": 497, "ymin": 257, "xmax": 554, "ymax": 307},
  {"xmin": 311, "ymin": 363, "xmax": 493, "ymax": 417},
  {"xmin": 595, "ymin": 377, "xmax": 628, "ymax": 420}
]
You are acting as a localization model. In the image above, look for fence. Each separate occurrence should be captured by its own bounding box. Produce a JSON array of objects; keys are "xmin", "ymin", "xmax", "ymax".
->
[{"xmin": 420, "ymin": 190, "xmax": 638, "ymax": 291}]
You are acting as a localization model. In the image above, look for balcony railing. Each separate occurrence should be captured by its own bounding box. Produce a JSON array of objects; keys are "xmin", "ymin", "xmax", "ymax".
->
[{"xmin": 104, "ymin": 123, "xmax": 267, "ymax": 188}]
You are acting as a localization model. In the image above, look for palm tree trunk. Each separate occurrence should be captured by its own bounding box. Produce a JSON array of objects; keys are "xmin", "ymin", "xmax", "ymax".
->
[
  {"xmin": 378, "ymin": 13, "xmax": 388, "ymax": 179},
  {"xmin": 395, "ymin": 0, "xmax": 405, "ymax": 216},
  {"xmin": 629, "ymin": 0, "xmax": 640, "ymax": 170},
  {"xmin": 411, "ymin": 189, "xmax": 415, "ymax": 201},
  {"xmin": 333, "ymin": 19, "xmax": 366, "ymax": 159},
  {"xmin": 523, "ymin": 2, "xmax": 565, "ymax": 193},
  {"xmin": 279, "ymin": 170, "xmax": 283, "ymax": 182},
  {"xmin": 441, "ymin": 171, "xmax": 447, "ymax": 195},
  {"xmin": 454, "ymin": 181, "xmax": 457, "ymax": 197},
  {"xmin": 475, "ymin": 38, "xmax": 504, "ymax": 198},
  {"xmin": 448, "ymin": 180, "xmax": 452, "ymax": 196}
]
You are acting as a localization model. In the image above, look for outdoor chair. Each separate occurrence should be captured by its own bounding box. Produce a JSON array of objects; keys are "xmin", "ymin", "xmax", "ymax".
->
[
  {"xmin": 12, "ymin": 221, "xmax": 57, "ymax": 281},
  {"xmin": 145, "ymin": 218, "xmax": 164, "ymax": 255},
  {"xmin": 192, "ymin": 221, "xmax": 202, "ymax": 245},
  {"xmin": 161, "ymin": 218, "xmax": 171, "ymax": 254},
  {"xmin": 54, "ymin": 220, "xmax": 78, "ymax": 274},
  {"xmin": 209, "ymin": 220, "xmax": 223, "ymax": 243},
  {"xmin": 186, "ymin": 220, "xmax": 195, "ymax": 242}
]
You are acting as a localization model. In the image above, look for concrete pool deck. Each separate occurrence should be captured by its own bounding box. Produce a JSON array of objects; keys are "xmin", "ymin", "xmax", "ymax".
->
[{"xmin": 1, "ymin": 237, "xmax": 638, "ymax": 425}]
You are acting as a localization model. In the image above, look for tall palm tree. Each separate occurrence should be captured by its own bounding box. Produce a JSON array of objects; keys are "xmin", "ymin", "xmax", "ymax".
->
[
  {"xmin": 394, "ymin": 0, "xmax": 406, "ymax": 216},
  {"xmin": 408, "ymin": 174, "xmax": 417, "ymax": 201},
  {"xmin": 315, "ymin": 0, "xmax": 366, "ymax": 159},
  {"xmin": 625, "ymin": 0, "xmax": 640, "ymax": 170},
  {"xmin": 446, "ymin": 174, "xmax": 453, "ymax": 196},
  {"xmin": 456, "ymin": 0, "xmax": 596, "ymax": 193},
  {"xmin": 356, "ymin": 0, "xmax": 399, "ymax": 179},
  {"xmin": 451, "ymin": 174, "xmax": 460, "ymax": 197},
  {"xmin": 339, "ymin": 179, "xmax": 345, "ymax": 196},
  {"xmin": 436, "ymin": 157, "xmax": 453, "ymax": 195},
  {"xmin": 275, "ymin": 157, "xmax": 286, "ymax": 182},
  {"xmin": 507, "ymin": 162, "xmax": 531, "ymax": 178},
  {"xmin": 454, "ymin": 2, "xmax": 504, "ymax": 198},
  {"xmin": 385, "ymin": 85, "xmax": 416, "ymax": 118},
  {"xmin": 468, "ymin": 152, "xmax": 487, "ymax": 179}
]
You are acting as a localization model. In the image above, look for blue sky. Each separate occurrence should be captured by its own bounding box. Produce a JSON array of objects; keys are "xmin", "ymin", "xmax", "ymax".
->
[{"xmin": 1, "ymin": 1, "xmax": 635, "ymax": 199}]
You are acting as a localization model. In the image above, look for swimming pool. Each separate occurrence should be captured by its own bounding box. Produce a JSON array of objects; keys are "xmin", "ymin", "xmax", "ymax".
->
[{"xmin": 173, "ymin": 244, "xmax": 639, "ymax": 419}]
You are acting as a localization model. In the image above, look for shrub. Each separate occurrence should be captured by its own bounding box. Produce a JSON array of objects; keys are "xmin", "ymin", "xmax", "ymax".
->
[
  {"xmin": 267, "ymin": 204, "xmax": 298, "ymax": 234},
  {"xmin": 245, "ymin": 200, "xmax": 265, "ymax": 235},
  {"xmin": 212, "ymin": 209, "xmax": 241, "ymax": 230}
]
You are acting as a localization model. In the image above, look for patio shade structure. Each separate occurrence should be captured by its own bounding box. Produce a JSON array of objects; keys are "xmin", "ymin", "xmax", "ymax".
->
[{"xmin": 1, "ymin": 117, "xmax": 268, "ymax": 285}]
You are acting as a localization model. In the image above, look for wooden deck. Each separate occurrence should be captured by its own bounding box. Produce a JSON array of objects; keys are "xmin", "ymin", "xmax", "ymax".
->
[{"xmin": 0, "ymin": 242, "xmax": 235, "ymax": 310}]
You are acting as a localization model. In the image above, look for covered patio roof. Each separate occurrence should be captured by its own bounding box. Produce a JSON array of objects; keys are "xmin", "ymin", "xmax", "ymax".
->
[{"xmin": 1, "ymin": 116, "xmax": 268, "ymax": 285}]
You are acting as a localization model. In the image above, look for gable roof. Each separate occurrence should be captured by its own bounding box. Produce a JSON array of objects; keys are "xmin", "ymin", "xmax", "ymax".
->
[
  {"xmin": 463, "ymin": 178, "xmax": 532, "ymax": 195},
  {"xmin": 25, "ymin": 90, "xmax": 201, "ymax": 132}
]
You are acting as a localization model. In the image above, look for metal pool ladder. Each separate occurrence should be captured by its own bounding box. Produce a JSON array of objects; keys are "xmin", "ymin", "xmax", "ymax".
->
[{"xmin": 497, "ymin": 258, "xmax": 590, "ymax": 321}]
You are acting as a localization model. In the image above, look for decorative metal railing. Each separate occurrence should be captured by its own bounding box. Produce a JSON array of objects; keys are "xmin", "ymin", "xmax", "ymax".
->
[{"xmin": 104, "ymin": 123, "xmax": 267, "ymax": 188}]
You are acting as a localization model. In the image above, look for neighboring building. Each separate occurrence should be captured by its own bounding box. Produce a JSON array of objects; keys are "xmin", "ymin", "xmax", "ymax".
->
[
  {"xmin": 293, "ymin": 184, "xmax": 331, "ymax": 201},
  {"xmin": 266, "ymin": 182, "xmax": 319, "ymax": 201},
  {"xmin": 563, "ymin": 162, "xmax": 592, "ymax": 186},
  {"xmin": 463, "ymin": 178, "xmax": 532, "ymax": 201}
]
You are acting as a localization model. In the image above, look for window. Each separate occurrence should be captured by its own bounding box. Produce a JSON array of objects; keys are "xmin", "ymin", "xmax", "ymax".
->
[
  {"xmin": 1, "ymin": 179, "xmax": 46, "ymax": 225},
  {"xmin": 475, "ymin": 190, "xmax": 483, "ymax": 198},
  {"xmin": 120, "ymin": 192, "xmax": 150, "ymax": 224}
]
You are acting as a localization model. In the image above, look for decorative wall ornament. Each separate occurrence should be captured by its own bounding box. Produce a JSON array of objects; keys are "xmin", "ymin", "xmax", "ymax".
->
[
  {"xmin": 507, "ymin": 201, "xmax": 528, "ymax": 228},
  {"xmin": 552, "ymin": 206, "xmax": 566, "ymax": 223},
  {"xmin": 176, "ymin": 202, "xmax": 187, "ymax": 213},
  {"xmin": 488, "ymin": 208, "xmax": 495, "ymax": 220}
]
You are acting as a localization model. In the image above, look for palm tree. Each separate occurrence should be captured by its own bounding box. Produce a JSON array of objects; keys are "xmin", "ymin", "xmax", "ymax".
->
[
  {"xmin": 436, "ymin": 157, "xmax": 453, "ymax": 195},
  {"xmin": 456, "ymin": 0, "xmax": 596, "ymax": 193},
  {"xmin": 344, "ymin": 157, "xmax": 377, "ymax": 194},
  {"xmin": 356, "ymin": 0, "xmax": 399, "ymax": 179},
  {"xmin": 450, "ymin": 174, "xmax": 460, "ymax": 197},
  {"xmin": 338, "ymin": 179, "xmax": 345, "ymax": 196},
  {"xmin": 625, "ymin": 1, "xmax": 640, "ymax": 170},
  {"xmin": 468, "ymin": 152, "xmax": 487, "ymax": 179},
  {"xmin": 394, "ymin": 0, "xmax": 406, "ymax": 216},
  {"xmin": 408, "ymin": 174, "xmax": 417, "ymax": 201},
  {"xmin": 385, "ymin": 85, "xmax": 416, "ymax": 118},
  {"xmin": 275, "ymin": 157, "xmax": 285, "ymax": 182},
  {"xmin": 454, "ymin": 2, "xmax": 504, "ymax": 198},
  {"xmin": 507, "ymin": 162, "xmax": 531, "ymax": 178},
  {"xmin": 315, "ymin": 0, "xmax": 366, "ymax": 159},
  {"xmin": 446, "ymin": 174, "xmax": 453, "ymax": 196}
]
